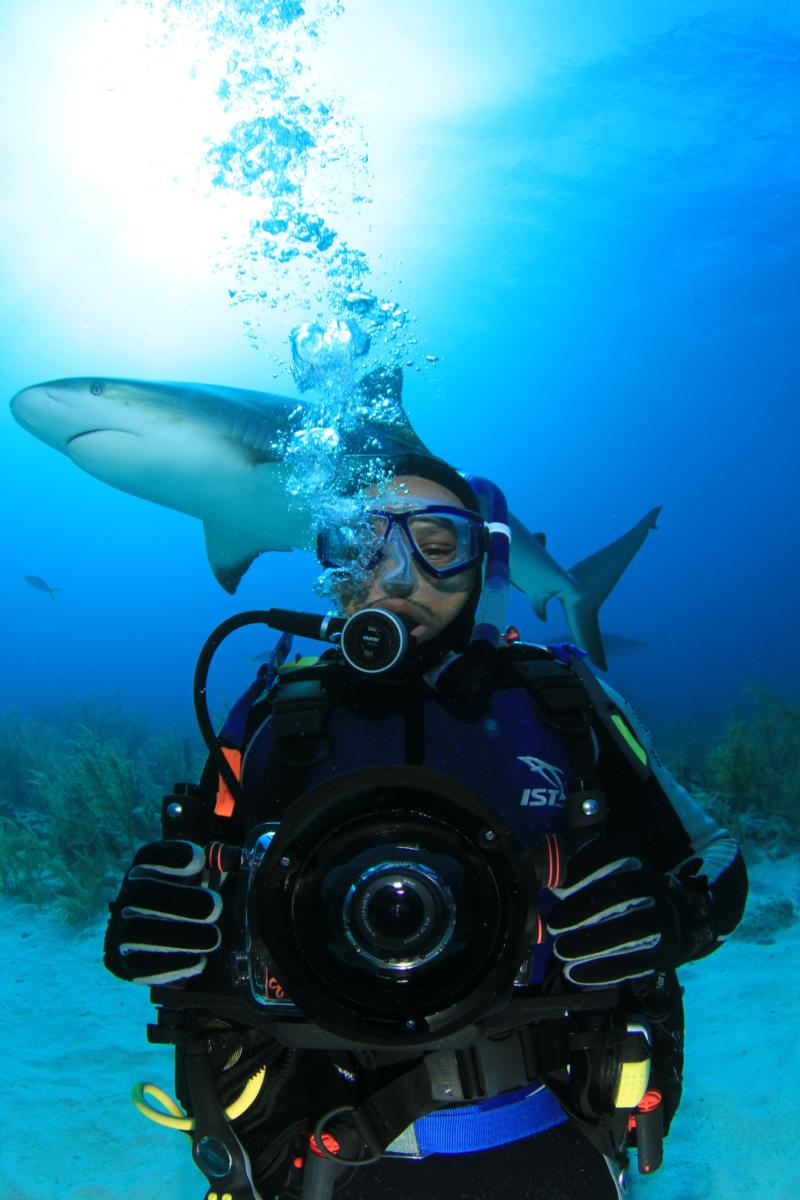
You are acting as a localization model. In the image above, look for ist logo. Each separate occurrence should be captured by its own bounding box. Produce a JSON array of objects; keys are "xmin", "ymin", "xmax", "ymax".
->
[{"xmin": 517, "ymin": 756, "xmax": 566, "ymax": 807}]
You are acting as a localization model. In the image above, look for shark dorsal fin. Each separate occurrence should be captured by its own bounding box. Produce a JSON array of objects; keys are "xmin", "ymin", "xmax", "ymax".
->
[
  {"xmin": 356, "ymin": 367, "xmax": 427, "ymax": 452},
  {"xmin": 359, "ymin": 365, "xmax": 403, "ymax": 404}
]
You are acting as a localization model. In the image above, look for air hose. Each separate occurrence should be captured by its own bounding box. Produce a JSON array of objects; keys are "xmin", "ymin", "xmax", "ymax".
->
[{"xmin": 131, "ymin": 1065, "xmax": 267, "ymax": 1132}]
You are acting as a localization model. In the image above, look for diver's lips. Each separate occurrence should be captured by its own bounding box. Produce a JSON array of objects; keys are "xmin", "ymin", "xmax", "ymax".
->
[{"xmin": 367, "ymin": 599, "xmax": 433, "ymax": 622}]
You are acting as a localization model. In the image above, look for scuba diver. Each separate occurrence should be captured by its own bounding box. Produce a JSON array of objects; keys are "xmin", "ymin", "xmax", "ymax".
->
[{"xmin": 104, "ymin": 454, "xmax": 748, "ymax": 1200}]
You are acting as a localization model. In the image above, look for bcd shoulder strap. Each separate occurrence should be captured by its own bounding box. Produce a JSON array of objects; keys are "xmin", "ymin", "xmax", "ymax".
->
[{"xmin": 506, "ymin": 644, "xmax": 652, "ymax": 781}]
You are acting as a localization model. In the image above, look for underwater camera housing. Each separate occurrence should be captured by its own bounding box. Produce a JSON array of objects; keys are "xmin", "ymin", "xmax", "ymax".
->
[
  {"xmin": 232, "ymin": 764, "xmax": 550, "ymax": 1047},
  {"xmin": 171, "ymin": 607, "xmax": 573, "ymax": 1050}
]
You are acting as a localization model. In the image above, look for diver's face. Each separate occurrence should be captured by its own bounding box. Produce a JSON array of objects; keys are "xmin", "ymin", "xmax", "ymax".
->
[{"xmin": 339, "ymin": 476, "xmax": 480, "ymax": 644}]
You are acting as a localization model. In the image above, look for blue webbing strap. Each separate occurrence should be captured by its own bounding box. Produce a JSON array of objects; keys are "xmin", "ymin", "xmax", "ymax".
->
[{"xmin": 409, "ymin": 1085, "xmax": 567, "ymax": 1157}]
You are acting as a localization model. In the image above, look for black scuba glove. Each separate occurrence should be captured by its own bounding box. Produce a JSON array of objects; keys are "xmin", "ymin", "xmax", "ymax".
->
[
  {"xmin": 546, "ymin": 840, "xmax": 698, "ymax": 988},
  {"xmin": 103, "ymin": 840, "xmax": 223, "ymax": 986}
]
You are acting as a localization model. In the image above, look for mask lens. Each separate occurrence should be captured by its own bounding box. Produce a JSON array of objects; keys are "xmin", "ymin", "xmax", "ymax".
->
[
  {"xmin": 318, "ymin": 507, "xmax": 482, "ymax": 577},
  {"xmin": 320, "ymin": 515, "xmax": 387, "ymax": 568},
  {"xmin": 407, "ymin": 512, "xmax": 479, "ymax": 573}
]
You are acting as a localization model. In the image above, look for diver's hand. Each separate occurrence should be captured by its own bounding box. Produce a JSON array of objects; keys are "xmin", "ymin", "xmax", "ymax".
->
[
  {"xmin": 103, "ymin": 840, "xmax": 223, "ymax": 986},
  {"xmin": 546, "ymin": 840, "xmax": 686, "ymax": 988}
]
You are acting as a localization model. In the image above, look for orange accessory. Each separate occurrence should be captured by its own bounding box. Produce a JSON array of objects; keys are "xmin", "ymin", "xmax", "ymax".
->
[{"xmin": 214, "ymin": 747, "xmax": 242, "ymax": 817}]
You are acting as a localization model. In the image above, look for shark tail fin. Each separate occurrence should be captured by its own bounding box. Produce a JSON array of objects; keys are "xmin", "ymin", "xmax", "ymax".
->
[{"xmin": 562, "ymin": 506, "xmax": 662, "ymax": 671}]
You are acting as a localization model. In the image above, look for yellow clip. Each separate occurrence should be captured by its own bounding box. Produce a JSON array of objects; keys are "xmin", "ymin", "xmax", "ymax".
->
[
  {"xmin": 613, "ymin": 1057, "xmax": 651, "ymax": 1108},
  {"xmin": 612, "ymin": 1021, "xmax": 652, "ymax": 1108}
]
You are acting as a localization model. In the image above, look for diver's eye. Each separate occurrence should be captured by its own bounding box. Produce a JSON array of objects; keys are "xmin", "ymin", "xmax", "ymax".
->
[
  {"xmin": 409, "ymin": 518, "xmax": 457, "ymax": 562},
  {"xmin": 419, "ymin": 542, "xmax": 456, "ymax": 561},
  {"xmin": 90, "ymin": 382, "xmax": 104, "ymax": 396}
]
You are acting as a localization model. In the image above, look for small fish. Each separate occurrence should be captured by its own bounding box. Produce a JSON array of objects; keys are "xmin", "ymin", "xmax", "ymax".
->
[{"xmin": 24, "ymin": 574, "xmax": 60, "ymax": 599}]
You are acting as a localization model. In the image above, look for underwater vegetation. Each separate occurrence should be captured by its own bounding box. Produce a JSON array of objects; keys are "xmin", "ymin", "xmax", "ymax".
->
[
  {"xmin": 662, "ymin": 685, "xmax": 800, "ymax": 944},
  {"xmin": 0, "ymin": 684, "xmax": 797, "ymax": 927},
  {"xmin": 0, "ymin": 697, "xmax": 203, "ymax": 925},
  {"xmin": 666, "ymin": 685, "xmax": 800, "ymax": 850}
]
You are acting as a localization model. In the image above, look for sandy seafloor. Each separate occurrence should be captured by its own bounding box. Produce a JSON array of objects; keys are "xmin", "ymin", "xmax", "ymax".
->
[{"xmin": 3, "ymin": 850, "xmax": 799, "ymax": 1200}]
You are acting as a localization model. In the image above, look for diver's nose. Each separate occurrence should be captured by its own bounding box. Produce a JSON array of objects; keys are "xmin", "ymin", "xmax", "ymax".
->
[{"xmin": 377, "ymin": 525, "xmax": 417, "ymax": 597}]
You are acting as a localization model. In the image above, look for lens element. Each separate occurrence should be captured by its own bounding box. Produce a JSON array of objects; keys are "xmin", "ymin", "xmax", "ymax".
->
[{"xmin": 343, "ymin": 861, "xmax": 455, "ymax": 970}]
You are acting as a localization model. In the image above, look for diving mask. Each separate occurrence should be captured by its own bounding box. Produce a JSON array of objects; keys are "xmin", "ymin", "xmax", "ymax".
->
[{"xmin": 317, "ymin": 505, "xmax": 486, "ymax": 580}]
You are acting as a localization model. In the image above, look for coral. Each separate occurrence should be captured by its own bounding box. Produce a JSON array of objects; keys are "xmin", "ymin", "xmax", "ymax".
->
[
  {"xmin": 0, "ymin": 817, "xmax": 50, "ymax": 900},
  {"xmin": 0, "ymin": 699, "xmax": 205, "ymax": 925},
  {"xmin": 0, "ymin": 706, "xmax": 59, "ymax": 818},
  {"xmin": 660, "ymin": 686, "xmax": 800, "ymax": 850},
  {"xmin": 735, "ymin": 897, "xmax": 798, "ymax": 945},
  {"xmin": 706, "ymin": 686, "xmax": 800, "ymax": 845},
  {"xmin": 27, "ymin": 724, "xmax": 161, "ymax": 923}
]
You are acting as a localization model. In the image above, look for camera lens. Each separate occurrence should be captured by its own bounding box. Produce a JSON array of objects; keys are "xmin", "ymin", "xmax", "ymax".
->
[
  {"xmin": 368, "ymin": 882, "xmax": 425, "ymax": 939},
  {"xmin": 246, "ymin": 765, "xmax": 535, "ymax": 1044},
  {"xmin": 343, "ymin": 862, "xmax": 455, "ymax": 970}
]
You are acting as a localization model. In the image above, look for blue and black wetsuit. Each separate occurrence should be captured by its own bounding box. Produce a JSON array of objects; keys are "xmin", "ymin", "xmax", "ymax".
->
[{"xmin": 202, "ymin": 642, "xmax": 745, "ymax": 1199}]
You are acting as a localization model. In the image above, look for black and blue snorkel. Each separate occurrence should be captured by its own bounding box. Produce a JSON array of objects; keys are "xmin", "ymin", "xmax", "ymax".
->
[{"xmin": 468, "ymin": 475, "xmax": 512, "ymax": 645}]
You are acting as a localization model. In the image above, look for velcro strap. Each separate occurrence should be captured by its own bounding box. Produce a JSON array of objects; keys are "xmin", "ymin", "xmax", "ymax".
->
[{"xmin": 392, "ymin": 1087, "xmax": 567, "ymax": 1157}]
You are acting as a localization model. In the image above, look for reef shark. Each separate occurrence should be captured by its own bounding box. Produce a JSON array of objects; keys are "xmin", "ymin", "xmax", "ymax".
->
[{"xmin": 9, "ymin": 370, "xmax": 660, "ymax": 669}]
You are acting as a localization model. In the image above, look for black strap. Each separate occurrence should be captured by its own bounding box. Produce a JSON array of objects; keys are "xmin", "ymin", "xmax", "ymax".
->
[
  {"xmin": 253, "ymin": 673, "xmax": 333, "ymax": 824},
  {"xmin": 509, "ymin": 646, "xmax": 652, "ymax": 781},
  {"xmin": 511, "ymin": 655, "xmax": 608, "ymax": 843}
]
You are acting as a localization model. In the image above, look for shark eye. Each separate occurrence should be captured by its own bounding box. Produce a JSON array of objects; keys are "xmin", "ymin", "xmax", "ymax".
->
[{"xmin": 90, "ymin": 382, "xmax": 104, "ymax": 396}]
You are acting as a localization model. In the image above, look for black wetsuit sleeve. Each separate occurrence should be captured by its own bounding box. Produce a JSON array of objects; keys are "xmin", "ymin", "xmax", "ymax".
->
[{"xmin": 599, "ymin": 682, "xmax": 748, "ymax": 964}]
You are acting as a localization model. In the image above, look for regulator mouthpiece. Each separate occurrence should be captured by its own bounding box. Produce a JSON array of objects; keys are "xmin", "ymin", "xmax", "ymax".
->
[{"xmin": 339, "ymin": 607, "xmax": 412, "ymax": 674}]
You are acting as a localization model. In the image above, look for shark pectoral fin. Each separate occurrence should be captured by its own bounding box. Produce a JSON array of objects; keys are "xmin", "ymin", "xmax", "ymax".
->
[{"xmin": 203, "ymin": 520, "xmax": 290, "ymax": 594}]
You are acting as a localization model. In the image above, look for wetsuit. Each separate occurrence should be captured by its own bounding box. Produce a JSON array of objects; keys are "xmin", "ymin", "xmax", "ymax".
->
[{"xmin": 205, "ymin": 643, "xmax": 746, "ymax": 1200}]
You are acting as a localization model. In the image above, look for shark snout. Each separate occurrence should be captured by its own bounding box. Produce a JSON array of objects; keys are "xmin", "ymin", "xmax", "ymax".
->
[
  {"xmin": 10, "ymin": 383, "xmax": 89, "ymax": 450},
  {"xmin": 10, "ymin": 384, "xmax": 55, "ymax": 433}
]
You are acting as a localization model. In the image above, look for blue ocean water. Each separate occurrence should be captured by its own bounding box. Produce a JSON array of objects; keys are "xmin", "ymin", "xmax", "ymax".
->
[
  {"xmin": 2, "ymin": 0, "xmax": 798, "ymax": 741},
  {"xmin": 0, "ymin": 3, "xmax": 798, "ymax": 1194}
]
